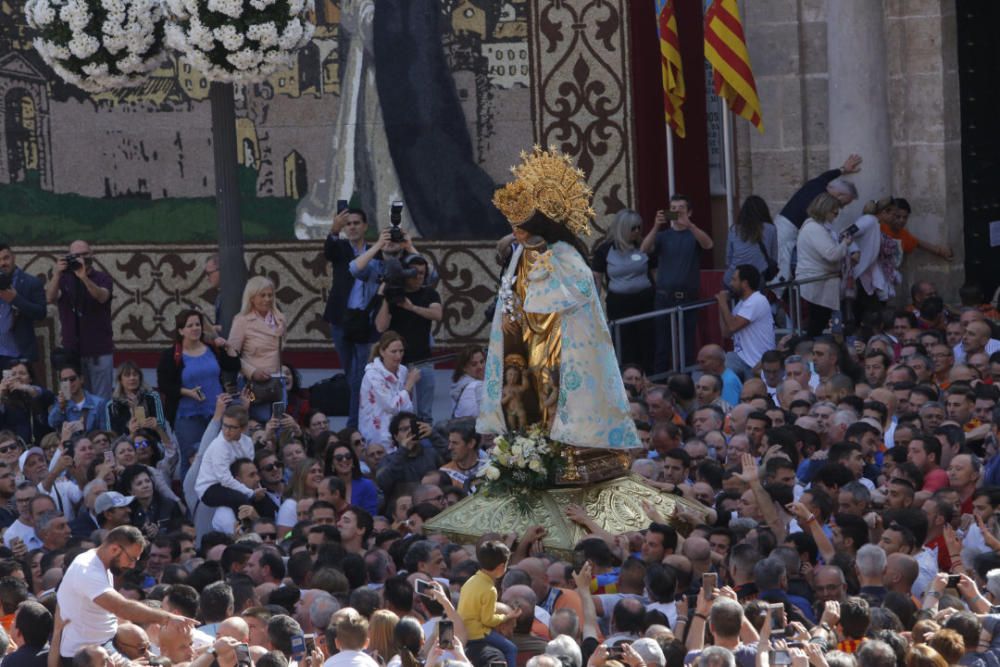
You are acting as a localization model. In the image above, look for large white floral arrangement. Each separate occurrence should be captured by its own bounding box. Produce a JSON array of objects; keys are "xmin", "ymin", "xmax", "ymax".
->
[
  {"xmin": 25, "ymin": 0, "xmax": 167, "ymax": 93},
  {"xmin": 478, "ymin": 425, "xmax": 563, "ymax": 512},
  {"xmin": 164, "ymin": 0, "xmax": 315, "ymax": 83}
]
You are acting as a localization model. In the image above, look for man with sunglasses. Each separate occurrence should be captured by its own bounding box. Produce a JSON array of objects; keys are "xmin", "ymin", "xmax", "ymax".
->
[
  {"xmin": 56, "ymin": 526, "xmax": 195, "ymax": 663},
  {"xmin": 253, "ymin": 452, "xmax": 285, "ymax": 518}
]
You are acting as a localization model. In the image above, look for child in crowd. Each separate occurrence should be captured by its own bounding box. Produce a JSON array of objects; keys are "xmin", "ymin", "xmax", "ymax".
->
[{"xmin": 457, "ymin": 540, "xmax": 520, "ymax": 667}]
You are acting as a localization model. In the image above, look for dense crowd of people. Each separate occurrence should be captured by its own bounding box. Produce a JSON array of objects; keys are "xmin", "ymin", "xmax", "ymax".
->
[{"xmin": 0, "ymin": 151, "xmax": 996, "ymax": 667}]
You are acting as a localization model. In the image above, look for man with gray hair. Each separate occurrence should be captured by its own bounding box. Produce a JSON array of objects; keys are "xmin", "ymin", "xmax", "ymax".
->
[
  {"xmin": 35, "ymin": 510, "xmax": 70, "ymax": 552},
  {"xmin": 545, "ymin": 634, "xmax": 582, "ymax": 667},
  {"xmin": 632, "ymin": 637, "xmax": 666, "ymax": 667},
  {"xmin": 525, "ymin": 657, "xmax": 561, "ymax": 667},
  {"xmin": 855, "ymin": 544, "xmax": 887, "ymax": 605},
  {"xmin": 501, "ymin": 585, "xmax": 547, "ymax": 660},
  {"xmin": 985, "ymin": 568, "xmax": 1000, "ymax": 604},
  {"xmin": 549, "ymin": 608, "xmax": 579, "ymax": 641},
  {"xmin": 855, "ymin": 639, "xmax": 896, "ymax": 667},
  {"xmin": 697, "ymin": 646, "xmax": 737, "ymax": 667}
]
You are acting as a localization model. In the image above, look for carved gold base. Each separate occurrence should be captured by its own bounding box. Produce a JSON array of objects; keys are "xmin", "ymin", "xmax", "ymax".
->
[
  {"xmin": 423, "ymin": 474, "xmax": 710, "ymax": 558},
  {"xmin": 555, "ymin": 446, "xmax": 630, "ymax": 485}
]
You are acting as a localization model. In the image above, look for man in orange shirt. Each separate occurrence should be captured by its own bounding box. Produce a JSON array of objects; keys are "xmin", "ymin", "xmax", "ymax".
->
[
  {"xmin": 883, "ymin": 198, "xmax": 953, "ymax": 260},
  {"xmin": 514, "ymin": 557, "xmax": 585, "ymax": 636}
]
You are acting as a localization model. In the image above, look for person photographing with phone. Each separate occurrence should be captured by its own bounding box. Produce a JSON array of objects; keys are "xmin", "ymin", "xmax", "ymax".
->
[
  {"xmin": 374, "ymin": 411, "xmax": 440, "ymax": 499},
  {"xmin": 639, "ymin": 194, "xmax": 714, "ymax": 373},
  {"xmin": 47, "ymin": 362, "xmax": 105, "ymax": 433}
]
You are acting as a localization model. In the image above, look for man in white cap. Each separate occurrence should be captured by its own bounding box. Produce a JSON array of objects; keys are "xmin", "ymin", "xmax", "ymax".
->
[
  {"xmin": 17, "ymin": 446, "xmax": 47, "ymax": 484},
  {"xmin": 95, "ymin": 491, "xmax": 134, "ymax": 529}
]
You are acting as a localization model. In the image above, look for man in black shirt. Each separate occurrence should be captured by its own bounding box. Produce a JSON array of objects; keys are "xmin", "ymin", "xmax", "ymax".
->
[{"xmin": 374, "ymin": 254, "xmax": 442, "ymax": 420}]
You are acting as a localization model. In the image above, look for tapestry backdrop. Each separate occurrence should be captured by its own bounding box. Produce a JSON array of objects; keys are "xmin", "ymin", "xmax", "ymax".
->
[{"xmin": 0, "ymin": 0, "xmax": 636, "ymax": 352}]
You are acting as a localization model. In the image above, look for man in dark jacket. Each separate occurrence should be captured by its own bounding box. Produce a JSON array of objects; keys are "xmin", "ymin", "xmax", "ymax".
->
[
  {"xmin": 0, "ymin": 244, "xmax": 46, "ymax": 366},
  {"xmin": 2, "ymin": 600, "xmax": 51, "ymax": 667},
  {"xmin": 324, "ymin": 207, "xmax": 378, "ymax": 428}
]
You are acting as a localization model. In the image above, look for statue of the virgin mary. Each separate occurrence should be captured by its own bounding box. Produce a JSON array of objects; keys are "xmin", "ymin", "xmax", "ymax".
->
[{"xmin": 476, "ymin": 147, "xmax": 640, "ymax": 450}]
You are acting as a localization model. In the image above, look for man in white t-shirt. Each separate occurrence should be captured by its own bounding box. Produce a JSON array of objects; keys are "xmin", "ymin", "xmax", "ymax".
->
[
  {"xmin": 716, "ymin": 264, "xmax": 775, "ymax": 380},
  {"xmin": 56, "ymin": 526, "xmax": 195, "ymax": 660}
]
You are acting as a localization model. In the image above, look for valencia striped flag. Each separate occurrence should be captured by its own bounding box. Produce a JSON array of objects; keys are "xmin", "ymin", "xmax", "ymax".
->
[
  {"xmin": 655, "ymin": 0, "xmax": 686, "ymax": 137},
  {"xmin": 704, "ymin": 0, "xmax": 764, "ymax": 133}
]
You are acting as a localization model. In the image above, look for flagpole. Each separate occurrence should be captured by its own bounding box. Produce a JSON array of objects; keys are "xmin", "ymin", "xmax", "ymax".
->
[
  {"xmin": 666, "ymin": 127, "xmax": 676, "ymax": 196},
  {"xmin": 721, "ymin": 105, "xmax": 735, "ymax": 229}
]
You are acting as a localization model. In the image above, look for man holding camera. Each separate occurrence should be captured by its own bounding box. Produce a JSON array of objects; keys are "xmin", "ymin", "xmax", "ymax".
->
[
  {"xmin": 373, "ymin": 252, "xmax": 442, "ymax": 421},
  {"xmin": 0, "ymin": 243, "xmax": 46, "ymax": 367},
  {"xmin": 45, "ymin": 240, "xmax": 114, "ymax": 399}
]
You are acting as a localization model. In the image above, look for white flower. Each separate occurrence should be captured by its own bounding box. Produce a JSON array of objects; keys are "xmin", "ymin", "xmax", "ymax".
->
[
  {"xmin": 485, "ymin": 466, "xmax": 501, "ymax": 481},
  {"xmin": 528, "ymin": 459, "xmax": 544, "ymax": 473}
]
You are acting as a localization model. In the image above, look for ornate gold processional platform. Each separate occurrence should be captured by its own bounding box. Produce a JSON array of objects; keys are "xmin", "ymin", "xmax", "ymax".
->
[{"xmin": 424, "ymin": 473, "xmax": 710, "ymax": 558}]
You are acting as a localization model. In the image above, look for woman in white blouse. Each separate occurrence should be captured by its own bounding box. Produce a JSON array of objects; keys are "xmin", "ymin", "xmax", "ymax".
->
[
  {"xmin": 796, "ymin": 193, "xmax": 853, "ymax": 337},
  {"xmin": 359, "ymin": 331, "xmax": 419, "ymax": 448}
]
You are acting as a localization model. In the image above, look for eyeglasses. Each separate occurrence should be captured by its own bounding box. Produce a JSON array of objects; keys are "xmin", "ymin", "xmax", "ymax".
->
[
  {"xmin": 134, "ymin": 440, "xmax": 151, "ymax": 449},
  {"xmin": 118, "ymin": 547, "xmax": 141, "ymax": 566},
  {"xmin": 333, "ymin": 454, "xmax": 352, "ymax": 462},
  {"xmin": 261, "ymin": 462, "xmax": 284, "ymax": 472},
  {"xmin": 222, "ymin": 422, "xmax": 243, "ymax": 431},
  {"xmin": 630, "ymin": 226, "xmax": 641, "ymax": 232},
  {"xmin": 426, "ymin": 494, "xmax": 444, "ymax": 503},
  {"xmin": 259, "ymin": 532, "xmax": 277, "ymax": 541},
  {"xmin": 61, "ymin": 375, "xmax": 78, "ymax": 382},
  {"xmin": 0, "ymin": 442, "xmax": 20, "ymax": 454},
  {"xmin": 117, "ymin": 640, "xmax": 151, "ymax": 655}
]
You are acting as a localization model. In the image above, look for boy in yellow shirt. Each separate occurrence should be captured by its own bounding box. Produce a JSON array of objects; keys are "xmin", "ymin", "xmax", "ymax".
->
[{"xmin": 457, "ymin": 540, "xmax": 520, "ymax": 667}]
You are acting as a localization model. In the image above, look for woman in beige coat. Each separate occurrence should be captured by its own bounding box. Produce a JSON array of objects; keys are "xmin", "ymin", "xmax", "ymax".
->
[{"xmin": 796, "ymin": 193, "xmax": 853, "ymax": 337}]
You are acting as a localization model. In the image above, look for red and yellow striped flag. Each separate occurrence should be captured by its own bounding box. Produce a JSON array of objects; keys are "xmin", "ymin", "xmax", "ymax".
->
[
  {"xmin": 704, "ymin": 0, "xmax": 764, "ymax": 133},
  {"xmin": 655, "ymin": 0, "xmax": 686, "ymax": 137}
]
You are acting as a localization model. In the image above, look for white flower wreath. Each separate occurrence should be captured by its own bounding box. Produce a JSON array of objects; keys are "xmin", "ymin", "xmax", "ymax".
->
[
  {"xmin": 25, "ymin": 0, "xmax": 167, "ymax": 93},
  {"xmin": 164, "ymin": 0, "xmax": 315, "ymax": 83}
]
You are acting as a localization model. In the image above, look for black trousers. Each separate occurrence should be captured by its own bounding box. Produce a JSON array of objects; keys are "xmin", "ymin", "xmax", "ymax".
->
[{"xmin": 606, "ymin": 286, "xmax": 655, "ymax": 374}]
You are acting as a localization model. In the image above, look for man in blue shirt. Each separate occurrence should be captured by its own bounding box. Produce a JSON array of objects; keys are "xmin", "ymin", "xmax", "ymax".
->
[{"xmin": 0, "ymin": 243, "xmax": 46, "ymax": 365}]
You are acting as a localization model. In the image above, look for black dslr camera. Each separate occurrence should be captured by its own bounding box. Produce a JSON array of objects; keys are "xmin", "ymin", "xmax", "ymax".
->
[
  {"xmin": 389, "ymin": 201, "xmax": 405, "ymax": 243},
  {"xmin": 382, "ymin": 256, "xmax": 417, "ymax": 305},
  {"xmin": 64, "ymin": 253, "xmax": 83, "ymax": 271}
]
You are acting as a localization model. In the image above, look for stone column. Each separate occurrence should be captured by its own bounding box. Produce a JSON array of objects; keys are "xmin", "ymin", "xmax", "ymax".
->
[{"xmin": 826, "ymin": 0, "xmax": 892, "ymax": 217}]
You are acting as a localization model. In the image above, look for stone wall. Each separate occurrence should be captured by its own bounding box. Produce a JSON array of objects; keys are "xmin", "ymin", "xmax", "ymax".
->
[{"xmin": 736, "ymin": 0, "xmax": 963, "ymax": 297}]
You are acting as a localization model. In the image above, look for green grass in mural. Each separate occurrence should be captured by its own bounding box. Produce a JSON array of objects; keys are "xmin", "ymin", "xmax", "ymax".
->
[{"xmin": 0, "ymin": 181, "xmax": 297, "ymax": 244}]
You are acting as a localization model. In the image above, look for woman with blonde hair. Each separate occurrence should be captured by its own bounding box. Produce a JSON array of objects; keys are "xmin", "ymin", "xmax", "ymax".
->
[
  {"xmin": 368, "ymin": 609, "xmax": 400, "ymax": 664},
  {"xmin": 276, "ymin": 456, "xmax": 323, "ymax": 534},
  {"xmin": 795, "ymin": 192, "xmax": 853, "ymax": 337},
  {"xmin": 592, "ymin": 208, "xmax": 655, "ymax": 371},
  {"xmin": 359, "ymin": 331, "xmax": 419, "ymax": 448},
  {"xmin": 228, "ymin": 275, "xmax": 286, "ymax": 422}
]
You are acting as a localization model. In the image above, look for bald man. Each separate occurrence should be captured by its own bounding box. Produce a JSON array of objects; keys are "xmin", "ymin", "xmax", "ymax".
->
[
  {"xmin": 697, "ymin": 344, "xmax": 742, "ymax": 406},
  {"xmin": 681, "ymin": 537, "xmax": 712, "ymax": 579},
  {"xmin": 218, "ymin": 617, "xmax": 251, "ymax": 644},
  {"xmin": 514, "ymin": 557, "xmax": 584, "ymax": 633},
  {"xmin": 500, "ymin": 585, "xmax": 549, "ymax": 658},
  {"xmin": 884, "ymin": 553, "xmax": 920, "ymax": 602},
  {"xmin": 159, "ymin": 620, "xmax": 195, "ymax": 665},
  {"xmin": 114, "ymin": 623, "xmax": 152, "ymax": 661},
  {"xmin": 955, "ymin": 312, "xmax": 1000, "ymax": 363}
]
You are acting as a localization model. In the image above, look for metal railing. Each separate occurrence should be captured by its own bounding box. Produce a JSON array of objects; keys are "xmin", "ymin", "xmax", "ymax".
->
[{"xmin": 608, "ymin": 272, "xmax": 840, "ymax": 377}]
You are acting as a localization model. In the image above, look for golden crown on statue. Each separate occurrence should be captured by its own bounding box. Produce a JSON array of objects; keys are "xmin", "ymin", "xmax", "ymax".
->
[{"xmin": 492, "ymin": 145, "xmax": 596, "ymax": 237}]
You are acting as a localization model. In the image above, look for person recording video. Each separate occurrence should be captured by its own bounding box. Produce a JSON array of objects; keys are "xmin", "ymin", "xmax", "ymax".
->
[
  {"xmin": 45, "ymin": 240, "xmax": 115, "ymax": 399},
  {"xmin": 371, "ymin": 253, "xmax": 442, "ymax": 422}
]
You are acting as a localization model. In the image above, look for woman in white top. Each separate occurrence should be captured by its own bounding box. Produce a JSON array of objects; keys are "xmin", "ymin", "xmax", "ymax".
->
[
  {"xmin": 449, "ymin": 345, "xmax": 485, "ymax": 419},
  {"xmin": 796, "ymin": 193, "xmax": 853, "ymax": 337},
  {"xmin": 359, "ymin": 332, "xmax": 419, "ymax": 448}
]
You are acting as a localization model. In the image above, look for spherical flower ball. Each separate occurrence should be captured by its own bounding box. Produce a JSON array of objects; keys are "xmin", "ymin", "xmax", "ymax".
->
[
  {"xmin": 165, "ymin": 0, "xmax": 315, "ymax": 83},
  {"xmin": 25, "ymin": 0, "xmax": 168, "ymax": 93}
]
